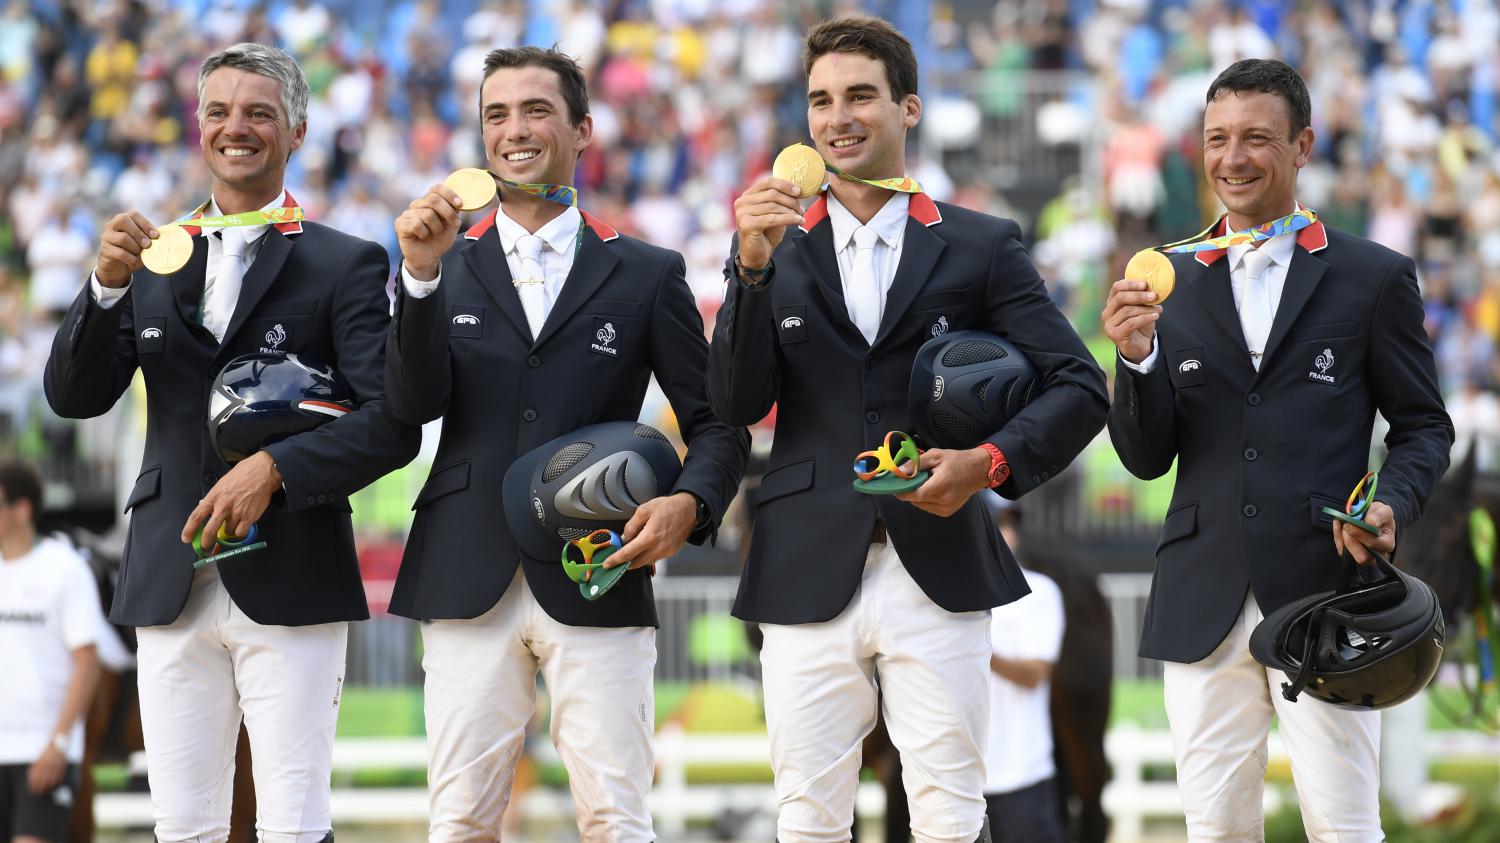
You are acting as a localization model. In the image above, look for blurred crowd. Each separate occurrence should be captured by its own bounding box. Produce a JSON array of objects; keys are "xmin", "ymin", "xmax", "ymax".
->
[{"xmin": 2, "ymin": 0, "xmax": 1500, "ymax": 522}]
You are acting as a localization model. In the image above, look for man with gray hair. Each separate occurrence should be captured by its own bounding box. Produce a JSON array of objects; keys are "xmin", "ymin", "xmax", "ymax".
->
[{"xmin": 45, "ymin": 43, "xmax": 418, "ymax": 843}]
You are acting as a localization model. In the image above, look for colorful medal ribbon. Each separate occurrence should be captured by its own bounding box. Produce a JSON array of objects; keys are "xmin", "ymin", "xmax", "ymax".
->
[
  {"xmin": 822, "ymin": 161, "xmax": 923, "ymax": 194},
  {"xmin": 1155, "ymin": 208, "xmax": 1317, "ymax": 254},
  {"xmin": 179, "ymin": 202, "xmax": 306, "ymax": 229},
  {"xmin": 493, "ymin": 175, "xmax": 578, "ymax": 208}
]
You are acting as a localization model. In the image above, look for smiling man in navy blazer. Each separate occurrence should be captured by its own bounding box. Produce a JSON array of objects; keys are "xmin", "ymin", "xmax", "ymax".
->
[
  {"xmin": 385, "ymin": 46, "xmax": 748, "ymax": 843},
  {"xmin": 1103, "ymin": 59, "xmax": 1452, "ymax": 841},
  {"xmin": 44, "ymin": 43, "xmax": 418, "ymax": 843},
  {"xmin": 709, "ymin": 17, "xmax": 1107, "ymax": 843}
]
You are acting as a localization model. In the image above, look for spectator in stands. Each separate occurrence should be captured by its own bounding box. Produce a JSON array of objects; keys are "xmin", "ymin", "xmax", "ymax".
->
[{"xmin": 0, "ymin": 461, "xmax": 102, "ymax": 843}]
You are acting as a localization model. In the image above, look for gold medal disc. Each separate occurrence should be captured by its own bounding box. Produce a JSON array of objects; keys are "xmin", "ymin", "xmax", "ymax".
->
[
  {"xmin": 140, "ymin": 224, "xmax": 194, "ymax": 275},
  {"xmin": 773, "ymin": 144, "xmax": 827, "ymax": 198},
  {"xmin": 444, "ymin": 168, "xmax": 498, "ymax": 212},
  {"xmin": 1125, "ymin": 249, "xmax": 1176, "ymax": 304}
]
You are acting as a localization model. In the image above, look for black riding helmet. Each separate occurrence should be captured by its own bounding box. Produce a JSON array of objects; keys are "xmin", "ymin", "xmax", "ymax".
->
[
  {"xmin": 908, "ymin": 330, "xmax": 1040, "ymax": 448},
  {"xmin": 502, "ymin": 421, "xmax": 683, "ymax": 560},
  {"xmin": 1250, "ymin": 552, "xmax": 1445, "ymax": 710}
]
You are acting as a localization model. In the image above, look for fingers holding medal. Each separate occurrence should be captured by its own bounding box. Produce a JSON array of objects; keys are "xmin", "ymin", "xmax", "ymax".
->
[
  {"xmin": 1102, "ymin": 249, "xmax": 1173, "ymax": 364},
  {"xmin": 97, "ymin": 210, "xmax": 172, "ymax": 286},
  {"xmin": 397, "ymin": 173, "xmax": 473, "ymax": 281},
  {"xmin": 733, "ymin": 144, "xmax": 822, "ymax": 270}
]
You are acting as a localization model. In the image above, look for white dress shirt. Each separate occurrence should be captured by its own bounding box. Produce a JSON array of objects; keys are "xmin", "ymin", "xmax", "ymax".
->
[
  {"xmin": 401, "ymin": 206, "xmax": 583, "ymax": 326},
  {"xmin": 92, "ymin": 191, "xmax": 285, "ymax": 323},
  {"xmin": 1121, "ymin": 224, "xmax": 1297, "ymax": 373},
  {"xmin": 827, "ymin": 191, "xmax": 909, "ymax": 344}
]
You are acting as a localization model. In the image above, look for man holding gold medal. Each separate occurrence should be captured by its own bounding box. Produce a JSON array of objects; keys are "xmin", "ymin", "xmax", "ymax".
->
[
  {"xmin": 385, "ymin": 46, "xmax": 747, "ymax": 842},
  {"xmin": 1103, "ymin": 59, "xmax": 1453, "ymax": 840},
  {"xmin": 709, "ymin": 16, "xmax": 1107, "ymax": 842},
  {"xmin": 44, "ymin": 43, "xmax": 418, "ymax": 843}
]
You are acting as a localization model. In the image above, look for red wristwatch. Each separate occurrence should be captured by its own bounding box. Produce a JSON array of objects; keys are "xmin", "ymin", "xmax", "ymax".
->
[{"xmin": 979, "ymin": 443, "xmax": 1010, "ymax": 488}]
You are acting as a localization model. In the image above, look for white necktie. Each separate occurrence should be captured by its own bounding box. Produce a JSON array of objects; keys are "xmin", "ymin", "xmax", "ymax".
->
[
  {"xmin": 849, "ymin": 225, "xmax": 881, "ymax": 344},
  {"xmin": 1239, "ymin": 247, "xmax": 1275, "ymax": 370},
  {"xmin": 515, "ymin": 234, "xmax": 549, "ymax": 339},
  {"xmin": 207, "ymin": 228, "xmax": 247, "ymax": 342}
]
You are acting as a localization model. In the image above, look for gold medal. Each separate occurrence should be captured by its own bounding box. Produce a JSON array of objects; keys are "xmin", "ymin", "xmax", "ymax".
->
[
  {"xmin": 773, "ymin": 144, "xmax": 827, "ymax": 197},
  {"xmin": 140, "ymin": 224, "xmax": 194, "ymax": 275},
  {"xmin": 1125, "ymin": 249, "xmax": 1176, "ymax": 304},
  {"xmin": 444, "ymin": 168, "xmax": 498, "ymax": 212}
]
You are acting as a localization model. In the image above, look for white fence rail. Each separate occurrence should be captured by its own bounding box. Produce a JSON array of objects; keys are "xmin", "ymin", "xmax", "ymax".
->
[{"xmin": 94, "ymin": 728, "xmax": 1500, "ymax": 841}]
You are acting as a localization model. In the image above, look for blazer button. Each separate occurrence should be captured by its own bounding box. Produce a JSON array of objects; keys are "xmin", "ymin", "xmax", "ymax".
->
[
  {"xmin": 865, "ymin": 357, "xmax": 876, "ymax": 369},
  {"xmin": 1243, "ymin": 504, "xmax": 1258, "ymax": 517},
  {"xmin": 528, "ymin": 355, "xmax": 541, "ymax": 368},
  {"xmin": 1247, "ymin": 393, "xmax": 1262, "ymax": 406},
  {"xmin": 1243, "ymin": 448, "xmax": 1258, "ymax": 461},
  {"xmin": 523, "ymin": 409, "xmax": 538, "ymax": 422},
  {"xmin": 203, "ymin": 472, "xmax": 218, "ymax": 485},
  {"xmin": 865, "ymin": 410, "xmax": 879, "ymax": 424}
]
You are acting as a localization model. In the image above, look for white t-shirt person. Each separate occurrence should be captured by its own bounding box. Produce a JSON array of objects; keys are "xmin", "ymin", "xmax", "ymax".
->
[
  {"xmin": 0, "ymin": 536, "xmax": 102, "ymax": 764},
  {"xmin": 984, "ymin": 568, "xmax": 1066, "ymax": 794}
]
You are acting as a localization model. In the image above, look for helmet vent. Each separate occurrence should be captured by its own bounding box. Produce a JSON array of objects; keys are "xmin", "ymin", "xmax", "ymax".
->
[
  {"xmin": 932, "ymin": 409, "xmax": 978, "ymax": 442},
  {"xmin": 975, "ymin": 380, "xmax": 990, "ymax": 414},
  {"xmin": 633, "ymin": 424, "xmax": 669, "ymax": 441},
  {"xmin": 556, "ymin": 527, "xmax": 590, "ymax": 541},
  {"xmin": 598, "ymin": 464, "xmax": 620, "ymax": 510},
  {"xmin": 543, "ymin": 442, "xmax": 595, "ymax": 483},
  {"xmin": 942, "ymin": 340, "xmax": 1006, "ymax": 368}
]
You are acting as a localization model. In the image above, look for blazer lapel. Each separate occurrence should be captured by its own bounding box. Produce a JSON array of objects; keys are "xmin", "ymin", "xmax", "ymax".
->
[
  {"xmin": 216, "ymin": 230, "xmax": 292, "ymax": 354},
  {"xmin": 170, "ymin": 237, "xmax": 211, "ymax": 331},
  {"xmin": 460, "ymin": 227, "xmax": 532, "ymax": 342},
  {"xmin": 1188, "ymin": 257, "xmax": 1255, "ymax": 374},
  {"xmin": 1256, "ymin": 246, "xmax": 1328, "ymax": 380},
  {"xmin": 791, "ymin": 220, "xmax": 866, "ymax": 348},
  {"xmin": 873, "ymin": 217, "xmax": 945, "ymax": 348},
  {"xmin": 534, "ymin": 225, "xmax": 620, "ymax": 349}
]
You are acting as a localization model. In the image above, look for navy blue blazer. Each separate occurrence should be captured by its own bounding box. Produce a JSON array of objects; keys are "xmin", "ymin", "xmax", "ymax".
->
[
  {"xmin": 1109, "ymin": 217, "xmax": 1454, "ymax": 663},
  {"xmin": 46, "ymin": 203, "xmax": 421, "ymax": 627},
  {"xmin": 384, "ymin": 210, "xmax": 749, "ymax": 628},
  {"xmin": 708, "ymin": 194, "xmax": 1109, "ymax": 624}
]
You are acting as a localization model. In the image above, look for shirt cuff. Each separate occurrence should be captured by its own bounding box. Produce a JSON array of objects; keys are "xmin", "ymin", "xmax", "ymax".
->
[
  {"xmin": 90, "ymin": 272, "xmax": 130, "ymax": 309},
  {"xmin": 401, "ymin": 264, "xmax": 441, "ymax": 299},
  {"xmin": 1119, "ymin": 336, "xmax": 1159, "ymax": 374}
]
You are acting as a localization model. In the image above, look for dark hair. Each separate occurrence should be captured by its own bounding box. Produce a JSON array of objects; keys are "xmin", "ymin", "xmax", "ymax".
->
[
  {"xmin": 1205, "ymin": 58, "xmax": 1311, "ymax": 137},
  {"xmin": 804, "ymin": 16, "xmax": 919, "ymax": 102},
  {"xmin": 480, "ymin": 46, "xmax": 589, "ymax": 126},
  {"xmin": 0, "ymin": 462, "xmax": 42, "ymax": 524}
]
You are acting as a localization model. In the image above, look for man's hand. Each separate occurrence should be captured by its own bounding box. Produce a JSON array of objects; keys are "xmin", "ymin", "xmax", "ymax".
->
[
  {"xmin": 604, "ymin": 492, "xmax": 698, "ymax": 572},
  {"xmin": 395, "ymin": 184, "xmax": 464, "ymax": 282},
  {"xmin": 96, "ymin": 210, "xmax": 161, "ymax": 288},
  {"xmin": 1333, "ymin": 500, "xmax": 1397, "ymax": 565},
  {"xmin": 894, "ymin": 447, "xmax": 991, "ymax": 517},
  {"xmin": 732, "ymin": 177, "xmax": 804, "ymax": 274},
  {"xmin": 181, "ymin": 451, "xmax": 282, "ymax": 547},
  {"xmin": 27, "ymin": 744, "xmax": 66, "ymax": 795},
  {"xmin": 1101, "ymin": 279, "xmax": 1161, "ymax": 364}
]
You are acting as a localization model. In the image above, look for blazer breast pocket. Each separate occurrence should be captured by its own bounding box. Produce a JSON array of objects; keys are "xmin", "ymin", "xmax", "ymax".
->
[
  {"xmin": 775, "ymin": 305, "xmax": 808, "ymax": 345},
  {"xmin": 135, "ymin": 317, "xmax": 167, "ymax": 354},
  {"xmin": 1167, "ymin": 346, "xmax": 1206, "ymax": 387},
  {"xmin": 449, "ymin": 306, "xmax": 484, "ymax": 339}
]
